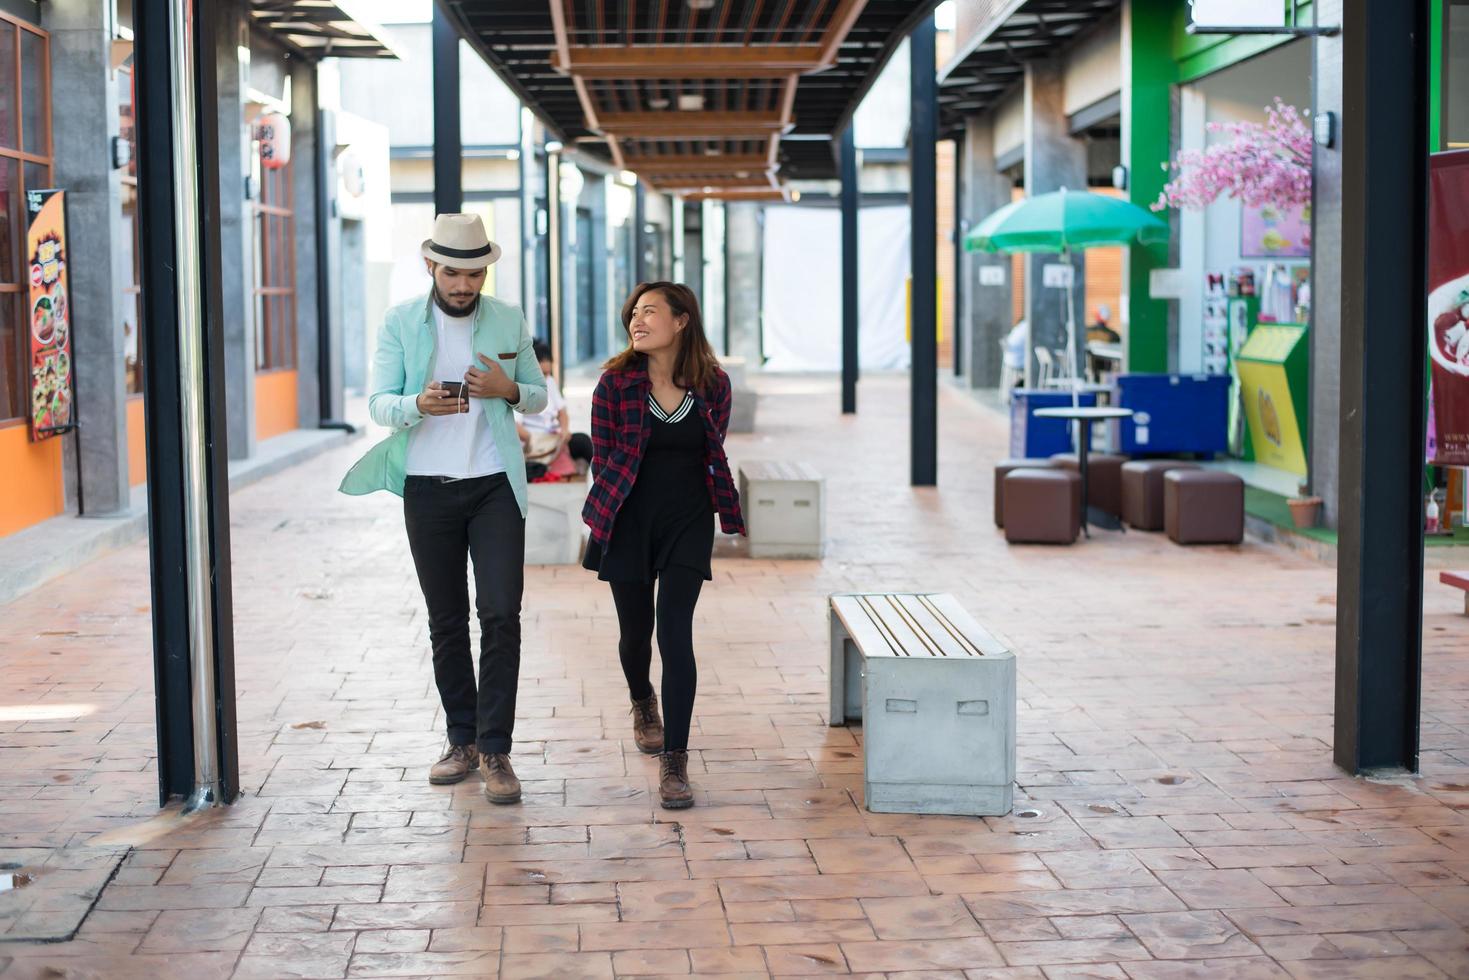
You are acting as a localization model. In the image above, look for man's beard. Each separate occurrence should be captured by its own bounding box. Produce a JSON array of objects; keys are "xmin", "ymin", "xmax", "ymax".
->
[{"xmin": 433, "ymin": 285, "xmax": 479, "ymax": 318}]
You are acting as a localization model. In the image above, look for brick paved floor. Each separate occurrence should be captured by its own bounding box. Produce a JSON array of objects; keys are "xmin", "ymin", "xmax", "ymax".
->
[{"xmin": 2, "ymin": 374, "xmax": 1468, "ymax": 979}]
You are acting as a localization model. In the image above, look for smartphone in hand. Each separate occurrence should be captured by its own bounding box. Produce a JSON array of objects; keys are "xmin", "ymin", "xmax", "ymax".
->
[{"xmin": 439, "ymin": 381, "xmax": 465, "ymax": 399}]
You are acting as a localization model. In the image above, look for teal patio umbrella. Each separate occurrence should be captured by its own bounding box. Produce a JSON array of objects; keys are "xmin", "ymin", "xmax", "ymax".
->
[{"xmin": 965, "ymin": 188, "xmax": 1169, "ymax": 403}]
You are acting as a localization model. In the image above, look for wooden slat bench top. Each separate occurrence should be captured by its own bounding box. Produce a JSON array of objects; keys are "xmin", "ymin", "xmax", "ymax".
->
[
  {"xmin": 830, "ymin": 593, "xmax": 1010, "ymax": 660},
  {"xmin": 740, "ymin": 460, "xmax": 822, "ymax": 483},
  {"xmin": 1442, "ymin": 571, "xmax": 1469, "ymax": 591}
]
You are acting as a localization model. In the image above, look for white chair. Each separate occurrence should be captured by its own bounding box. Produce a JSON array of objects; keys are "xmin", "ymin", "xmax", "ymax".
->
[
  {"xmin": 1034, "ymin": 347, "xmax": 1054, "ymax": 387},
  {"xmin": 997, "ymin": 340, "xmax": 1021, "ymax": 394},
  {"xmin": 1050, "ymin": 348, "xmax": 1075, "ymax": 382}
]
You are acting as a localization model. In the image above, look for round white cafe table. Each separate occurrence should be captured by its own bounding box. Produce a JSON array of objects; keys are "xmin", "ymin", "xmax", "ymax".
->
[{"xmin": 1033, "ymin": 406, "xmax": 1136, "ymax": 536}]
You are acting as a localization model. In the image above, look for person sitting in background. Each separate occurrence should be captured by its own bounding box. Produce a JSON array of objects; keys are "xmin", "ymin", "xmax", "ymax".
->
[
  {"xmin": 1087, "ymin": 304, "xmax": 1120, "ymax": 345},
  {"xmin": 518, "ymin": 340, "xmax": 592, "ymax": 481},
  {"xmin": 1086, "ymin": 304, "xmax": 1121, "ymax": 382},
  {"xmin": 1002, "ymin": 319, "xmax": 1028, "ymax": 387}
]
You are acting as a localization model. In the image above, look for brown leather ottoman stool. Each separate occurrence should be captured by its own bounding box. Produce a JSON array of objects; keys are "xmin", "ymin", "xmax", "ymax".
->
[
  {"xmin": 1164, "ymin": 469, "xmax": 1245, "ymax": 544},
  {"xmin": 1003, "ymin": 468, "xmax": 1081, "ymax": 545},
  {"xmin": 994, "ymin": 458, "xmax": 1055, "ymax": 527},
  {"xmin": 1121, "ymin": 460, "xmax": 1199, "ymax": 531},
  {"xmin": 1049, "ymin": 452, "xmax": 1128, "ymax": 517}
]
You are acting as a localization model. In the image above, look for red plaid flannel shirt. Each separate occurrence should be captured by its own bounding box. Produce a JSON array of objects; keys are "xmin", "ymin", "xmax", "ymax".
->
[{"xmin": 582, "ymin": 360, "xmax": 746, "ymax": 547}]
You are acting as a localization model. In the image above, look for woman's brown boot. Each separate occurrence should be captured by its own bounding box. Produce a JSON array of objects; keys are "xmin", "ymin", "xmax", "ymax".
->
[
  {"xmin": 659, "ymin": 750, "xmax": 693, "ymax": 809},
  {"xmin": 631, "ymin": 692, "xmax": 665, "ymax": 754}
]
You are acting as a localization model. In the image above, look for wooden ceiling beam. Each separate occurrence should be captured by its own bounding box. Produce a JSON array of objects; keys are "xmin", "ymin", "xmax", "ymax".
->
[
  {"xmin": 552, "ymin": 44, "xmax": 825, "ymax": 79},
  {"xmin": 816, "ymin": 0, "xmax": 871, "ymax": 67},
  {"xmin": 649, "ymin": 174, "xmax": 778, "ymax": 191},
  {"xmin": 681, "ymin": 187, "xmax": 792, "ymax": 203},
  {"xmin": 597, "ymin": 111, "xmax": 792, "ymax": 139},
  {"xmin": 622, "ymin": 153, "xmax": 772, "ymax": 175}
]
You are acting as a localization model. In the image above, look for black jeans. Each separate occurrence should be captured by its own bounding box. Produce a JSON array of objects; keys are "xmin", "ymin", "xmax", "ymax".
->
[
  {"xmin": 609, "ymin": 568, "xmax": 705, "ymax": 753},
  {"xmin": 403, "ymin": 473, "xmax": 524, "ymax": 755}
]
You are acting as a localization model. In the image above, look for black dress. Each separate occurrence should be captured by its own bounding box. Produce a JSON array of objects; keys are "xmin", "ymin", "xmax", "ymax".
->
[{"xmin": 583, "ymin": 391, "xmax": 715, "ymax": 583}]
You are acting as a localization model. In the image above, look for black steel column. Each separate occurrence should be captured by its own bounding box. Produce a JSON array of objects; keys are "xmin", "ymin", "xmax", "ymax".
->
[
  {"xmin": 952, "ymin": 137, "xmax": 964, "ymax": 378},
  {"xmin": 1333, "ymin": 0, "xmax": 1430, "ymax": 774},
  {"xmin": 134, "ymin": 0, "xmax": 238, "ymax": 806},
  {"xmin": 315, "ymin": 91, "xmax": 350, "ymax": 431},
  {"xmin": 910, "ymin": 16, "xmax": 938, "ymax": 486},
  {"xmin": 841, "ymin": 125, "xmax": 859, "ymax": 414},
  {"xmin": 432, "ymin": 4, "xmax": 462, "ymax": 215}
]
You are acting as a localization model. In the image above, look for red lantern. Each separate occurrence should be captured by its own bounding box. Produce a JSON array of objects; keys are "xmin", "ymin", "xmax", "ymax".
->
[{"xmin": 257, "ymin": 112, "xmax": 291, "ymax": 170}]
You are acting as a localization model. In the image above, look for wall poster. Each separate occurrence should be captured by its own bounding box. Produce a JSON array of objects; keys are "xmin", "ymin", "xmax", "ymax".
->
[{"xmin": 26, "ymin": 189, "xmax": 75, "ymax": 442}]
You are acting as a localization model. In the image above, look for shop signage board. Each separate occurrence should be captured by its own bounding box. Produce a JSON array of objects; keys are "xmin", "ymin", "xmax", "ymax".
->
[
  {"xmin": 25, "ymin": 189, "xmax": 75, "ymax": 442},
  {"xmin": 1042, "ymin": 263, "xmax": 1073, "ymax": 288},
  {"xmin": 1428, "ymin": 150, "xmax": 1469, "ymax": 467},
  {"xmin": 257, "ymin": 112, "xmax": 291, "ymax": 169},
  {"xmin": 1241, "ymin": 203, "xmax": 1311, "ymax": 259},
  {"xmin": 1189, "ymin": 0, "xmax": 1286, "ymax": 29}
]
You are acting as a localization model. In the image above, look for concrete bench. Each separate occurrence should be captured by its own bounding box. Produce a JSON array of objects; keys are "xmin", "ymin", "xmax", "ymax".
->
[
  {"xmin": 1442, "ymin": 571, "xmax": 1469, "ymax": 616},
  {"xmin": 739, "ymin": 461, "xmax": 824, "ymax": 559},
  {"xmin": 828, "ymin": 592, "xmax": 1015, "ymax": 816},
  {"xmin": 525, "ymin": 479, "xmax": 588, "ymax": 565}
]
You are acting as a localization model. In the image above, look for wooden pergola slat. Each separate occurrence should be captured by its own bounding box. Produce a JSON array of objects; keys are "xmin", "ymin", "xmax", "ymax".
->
[{"xmin": 552, "ymin": 44, "xmax": 825, "ymax": 78}]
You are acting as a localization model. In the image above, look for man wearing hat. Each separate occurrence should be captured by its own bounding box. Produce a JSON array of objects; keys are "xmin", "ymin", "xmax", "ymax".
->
[{"xmin": 341, "ymin": 214, "xmax": 547, "ymax": 803}]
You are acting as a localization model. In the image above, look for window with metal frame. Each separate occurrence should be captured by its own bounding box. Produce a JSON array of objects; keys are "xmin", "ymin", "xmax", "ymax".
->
[
  {"xmin": 0, "ymin": 13, "xmax": 53, "ymax": 423},
  {"xmin": 254, "ymin": 157, "xmax": 296, "ymax": 371}
]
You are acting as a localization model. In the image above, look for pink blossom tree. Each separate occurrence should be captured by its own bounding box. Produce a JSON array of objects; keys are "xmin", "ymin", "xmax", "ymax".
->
[{"xmin": 1153, "ymin": 99, "xmax": 1313, "ymax": 212}]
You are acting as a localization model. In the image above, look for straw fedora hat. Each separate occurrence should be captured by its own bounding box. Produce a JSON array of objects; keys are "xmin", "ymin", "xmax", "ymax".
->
[{"xmin": 421, "ymin": 213, "xmax": 502, "ymax": 270}]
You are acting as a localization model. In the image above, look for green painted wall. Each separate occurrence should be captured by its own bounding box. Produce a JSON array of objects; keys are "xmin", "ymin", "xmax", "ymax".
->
[
  {"xmin": 1431, "ymin": 0, "xmax": 1445, "ymax": 151},
  {"xmin": 1126, "ymin": 0, "xmax": 1320, "ymax": 373},
  {"xmin": 1125, "ymin": 0, "xmax": 1177, "ymax": 373},
  {"xmin": 1173, "ymin": 1, "xmax": 1315, "ymax": 83}
]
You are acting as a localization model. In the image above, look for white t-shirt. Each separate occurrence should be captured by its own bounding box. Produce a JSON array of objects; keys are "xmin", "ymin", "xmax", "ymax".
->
[
  {"xmin": 519, "ymin": 373, "xmax": 566, "ymax": 433},
  {"xmin": 405, "ymin": 304, "xmax": 507, "ymax": 479}
]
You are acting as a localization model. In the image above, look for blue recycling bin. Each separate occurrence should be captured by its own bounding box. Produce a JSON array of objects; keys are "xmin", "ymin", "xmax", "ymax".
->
[
  {"xmin": 1115, "ymin": 374, "xmax": 1229, "ymax": 456},
  {"xmin": 1009, "ymin": 389, "xmax": 1099, "ymax": 459}
]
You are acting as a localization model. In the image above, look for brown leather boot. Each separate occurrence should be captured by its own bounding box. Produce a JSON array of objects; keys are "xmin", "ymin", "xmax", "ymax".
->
[
  {"xmin": 428, "ymin": 744, "xmax": 479, "ymax": 785},
  {"xmin": 658, "ymin": 750, "xmax": 693, "ymax": 810},
  {"xmin": 630, "ymin": 692, "xmax": 665, "ymax": 755},
  {"xmin": 482, "ymin": 753, "xmax": 522, "ymax": 805}
]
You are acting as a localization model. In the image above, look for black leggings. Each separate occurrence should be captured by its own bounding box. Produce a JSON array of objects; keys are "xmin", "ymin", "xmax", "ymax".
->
[{"xmin": 608, "ymin": 568, "xmax": 704, "ymax": 753}]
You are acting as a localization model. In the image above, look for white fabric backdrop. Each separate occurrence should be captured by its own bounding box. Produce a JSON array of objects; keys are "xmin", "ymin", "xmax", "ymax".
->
[{"xmin": 760, "ymin": 205, "xmax": 912, "ymax": 372}]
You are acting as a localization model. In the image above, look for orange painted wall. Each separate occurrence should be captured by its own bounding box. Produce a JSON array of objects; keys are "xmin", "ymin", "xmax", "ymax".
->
[
  {"xmin": 127, "ymin": 395, "xmax": 147, "ymax": 486},
  {"xmin": 255, "ymin": 369, "xmax": 299, "ymax": 442},
  {"xmin": 0, "ymin": 422, "xmax": 65, "ymax": 537}
]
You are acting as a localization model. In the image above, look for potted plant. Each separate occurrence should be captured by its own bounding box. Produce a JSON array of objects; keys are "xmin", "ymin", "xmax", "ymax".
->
[{"xmin": 1288, "ymin": 481, "xmax": 1322, "ymax": 528}]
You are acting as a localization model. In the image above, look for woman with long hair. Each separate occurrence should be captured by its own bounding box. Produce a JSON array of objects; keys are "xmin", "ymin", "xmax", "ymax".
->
[{"xmin": 582, "ymin": 282, "xmax": 745, "ymax": 809}]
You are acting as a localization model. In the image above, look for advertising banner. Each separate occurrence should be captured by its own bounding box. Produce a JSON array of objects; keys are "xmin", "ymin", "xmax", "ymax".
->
[
  {"xmin": 1429, "ymin": 151, "xmax": 1469, "ymax": 466},
  {"xmin": 25, "ymin": 189, "xmax": 75, "ymax": 442}
]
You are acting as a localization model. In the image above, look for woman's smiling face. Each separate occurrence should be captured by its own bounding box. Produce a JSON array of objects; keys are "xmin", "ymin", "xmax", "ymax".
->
[{"xmin": 628, "ymin": 289, "xmax": 687, "ymax": 355}]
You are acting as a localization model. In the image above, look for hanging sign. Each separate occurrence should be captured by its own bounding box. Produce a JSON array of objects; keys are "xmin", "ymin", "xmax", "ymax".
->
[
  {"xmin": 1189, "ymin": 0, "xmax": 1286, "ymax": 29},
  {"xmin": 26, "ymin": 189, "xmax": 75, "ymax": 442},
  {"xmin": 1429, "ymin": 150, "xmax": 1469, "ymax": 466},
  {"xmin": 1042, "ymin": 263, "xmax": 1074, "ymax": 289},
  {"xmin": 257, "ymin": 112, "xmax": 291, "ymax": 170}
]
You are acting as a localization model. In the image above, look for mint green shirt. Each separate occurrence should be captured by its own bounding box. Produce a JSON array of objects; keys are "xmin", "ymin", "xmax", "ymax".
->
[{"xmin": 339, "ymin": 293, "xmax": 549, "ymax": 517}]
